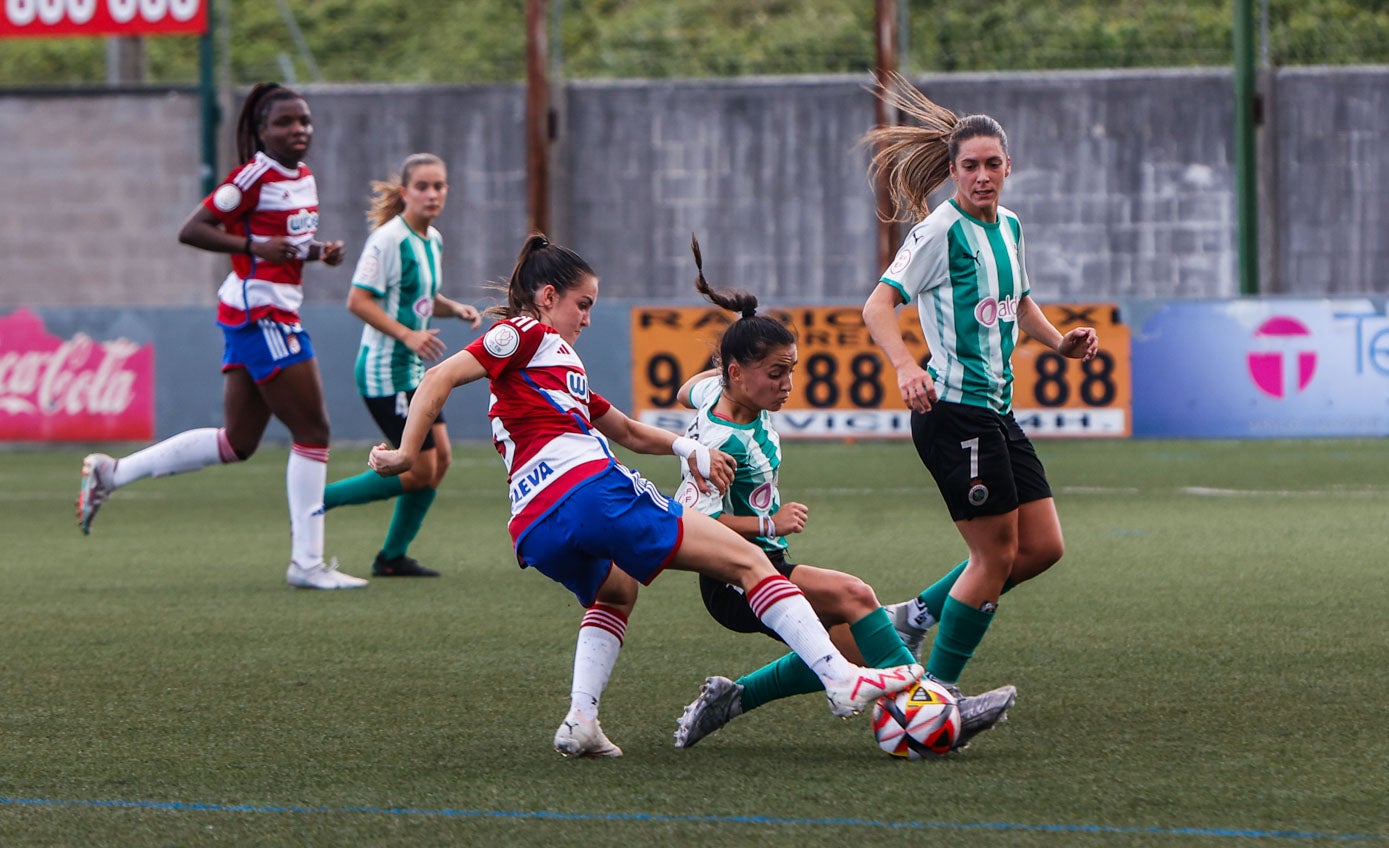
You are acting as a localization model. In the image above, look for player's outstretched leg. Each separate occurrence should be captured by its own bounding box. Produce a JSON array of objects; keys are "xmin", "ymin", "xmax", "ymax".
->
[
  {"xmin": 674, "ymin": 676, "xmax": 744, "ymax": 749},
  {"xmin": 927, "ymin": 676, "xmax": 1016, "ymax": 750},
  {"xmin": 76, "ymin": 453, "xmax": 116, "ymax": 535},
  {"xmin": 554, "ymin": 712, "xmax": 622, "ymax": 759},
  {"xmin": 824, "ymin": 663, "xmax": 923, "ymax": 718}
]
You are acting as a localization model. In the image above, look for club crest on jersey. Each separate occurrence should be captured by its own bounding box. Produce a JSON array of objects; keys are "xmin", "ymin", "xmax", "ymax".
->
[
  {"xmin": 484, "ymin": 323, "xmax": 521, "ymax": 358},
  {"xmin": 974, "ymin": 295, "xmax": 1018, "ymax": 328},
  {"xmin": 286, "ymin": 334, "xmax": 301, "ymax": 355},
  {"xmin": 286, "ymin": 209, "xmax": 318, "ymax": 236}
]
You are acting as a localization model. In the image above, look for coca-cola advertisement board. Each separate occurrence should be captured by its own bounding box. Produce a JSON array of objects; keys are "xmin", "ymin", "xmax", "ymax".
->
[
  {"xmin": 0, "ymin": 309, "xmax": 154, "ymax": 441},
  {"xmin": 1, "ymin": 0, "xmax": 207, "ymax": 39}
]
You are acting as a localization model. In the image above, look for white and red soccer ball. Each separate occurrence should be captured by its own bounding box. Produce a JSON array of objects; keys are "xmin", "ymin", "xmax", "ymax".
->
[{"xmin": 871, "ymin": 676, "xmax": 960, "ymax": 759}]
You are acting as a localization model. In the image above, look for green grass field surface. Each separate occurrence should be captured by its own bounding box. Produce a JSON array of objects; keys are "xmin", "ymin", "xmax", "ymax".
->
[{"xmin": 2, "ymin": 439, "xmax": 1386, "ymax": 846}]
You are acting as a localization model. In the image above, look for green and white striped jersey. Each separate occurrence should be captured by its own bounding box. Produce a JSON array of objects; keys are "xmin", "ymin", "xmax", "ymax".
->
[
  {"xmin": 351, "ymin": 215, "xmax": 443, "ymax": 397},
  {"xmin": 880, "ymin": 199, "xmax": 1030, "ymax": 413},
  {"xmin": 675, "ymin": 376, "xmax": 788, "ymax": 554}
]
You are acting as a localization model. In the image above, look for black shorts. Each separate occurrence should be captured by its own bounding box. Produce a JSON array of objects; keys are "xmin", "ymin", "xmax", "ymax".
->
[
  {"xmin": 363, "ymin": 390, "xmax": 443, "ymax": 452},
  {"xmin": 910, "ymin": 401, "xmax": 1052, "ymax": 521},
  {"xmin": 699, "ymin": 548, "xmax": 798, "ymax": 641}
]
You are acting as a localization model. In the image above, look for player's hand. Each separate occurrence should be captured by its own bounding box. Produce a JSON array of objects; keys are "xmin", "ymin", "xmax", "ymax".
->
[
  {"xmin": 456, "ymin": 303, "xmax": 483, "ymax": 329},
  {"xmin": 898, "ymin": 362, "xmax": 938, "ymax": 413},
  {"xmin": 368, "ymin": 443, "xmax": 413, "ymax": 476},
  {"xmin": 403, "ymin": 328, "xmax": 447, "ymax": 361},
  {"xmin": 1058, "ymin": 327, "xmax": 1099, "ymax": 362},
  {"xmin": 773, "ymin": 502, "xmax": 809, "ymax": 535},
  {"xmin": 689, "ymin": 447, "xmax": 735, "ymax": 495},
  {"xmin": 255, "ymin": 236, "xmax": 299, "ymax": 264},
  {"xmin": 319, "ymin": 240, "xmax": 346, "ymax": 266}
]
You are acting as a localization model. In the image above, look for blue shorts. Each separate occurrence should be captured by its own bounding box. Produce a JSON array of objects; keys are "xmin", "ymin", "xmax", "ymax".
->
[
  {"xmin": 221, "ymin": 318, "xmax": 316, "ymax": 384},
  {"xmin": 516, "ymin": 464, "xmax": 685, "ymax": 607}
]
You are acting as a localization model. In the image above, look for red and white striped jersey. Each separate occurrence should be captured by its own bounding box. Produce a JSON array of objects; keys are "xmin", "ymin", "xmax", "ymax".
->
[
  {"xmin": 466, "ymin": 316, "xmax": 616, "ymax": 542},
  {"xmin": 203, "ymin": 151, "xmax": 321, "ymax": 326}
]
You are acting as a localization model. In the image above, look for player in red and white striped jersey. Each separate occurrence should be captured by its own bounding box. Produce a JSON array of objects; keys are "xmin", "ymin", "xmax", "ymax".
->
[
  {"xmin": 76, "ymin": 83, "xmax": 366, "ymax": 590},
  {"xmin": 369, "ymin": 234, "xmax": 921, "ymax": 757}
]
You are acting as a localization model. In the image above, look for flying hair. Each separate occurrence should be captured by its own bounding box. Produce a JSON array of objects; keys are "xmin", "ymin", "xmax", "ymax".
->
[
  {"xmin": 861, "ymin": 72, "xmax": 1008, "ymax": 222},
  {"xmin": 689, "ymin": 234, "xmax": 795, "ymax": 387}
]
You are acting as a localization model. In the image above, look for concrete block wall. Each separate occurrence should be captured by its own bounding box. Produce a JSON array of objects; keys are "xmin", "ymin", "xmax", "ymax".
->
[{"xmin": 4, "ymin": 69, "xmax": 1387, "ymax": 311}]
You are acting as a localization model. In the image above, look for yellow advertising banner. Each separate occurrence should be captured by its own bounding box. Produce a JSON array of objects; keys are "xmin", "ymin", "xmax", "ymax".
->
[{"xmin": 631, "ymin": 303, "xmax": 1130, "ymax": 438}]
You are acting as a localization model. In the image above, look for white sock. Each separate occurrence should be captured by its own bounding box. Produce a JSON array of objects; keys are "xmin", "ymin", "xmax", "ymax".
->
[
  {"xmin": 569, "ymin": 604, "xmax": 627, "ymax": 719},
  {"xmin": 908, "ymin": 597, "xmax": 937, "ymax": 630},
  {"xmin": 112, "ymin": 428, "xmax": 235, "ymax": 488},
  {"xmin": 748, "ymin": 575, "xmax": 855, "ymax": 684},
  {"xmin": 288, "ymin": 443, "xmax": 328, "ymax": 568}
]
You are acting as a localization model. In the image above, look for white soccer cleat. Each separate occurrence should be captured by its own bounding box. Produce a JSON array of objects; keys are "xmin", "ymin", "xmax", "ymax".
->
[
  {"xmin": 554, "ymin": 712, "xmax": 623, "ymax": 759},
  {"xmin": 884, "ymin": 600, "xmax": 935, "ymax": 660},
  {"xmin": 286, "ymin": 558, "xmax": 369, "ymax": 590},
  {"xmin": 674, "ymin": 675, "xmax": 744, "ymax": 749},
  {"xmin": 825, "ymin": 663, "xmax": 923, "ymax": 718},
  {"xmin": 77, "ymin": 453, "xmax": 116, "ymax": 535}
]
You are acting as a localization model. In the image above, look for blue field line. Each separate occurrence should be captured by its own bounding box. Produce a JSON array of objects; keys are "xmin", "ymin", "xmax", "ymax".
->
[{"xmin": 1, "ymin": 795, "xmax": 1385, "ymax": 842}]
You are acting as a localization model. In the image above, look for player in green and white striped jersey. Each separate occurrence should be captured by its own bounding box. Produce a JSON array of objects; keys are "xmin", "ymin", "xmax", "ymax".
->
[
  {"xmin": 671, "ymin": 238, "xmax": 920, "ymax": 750},
  {"xmin": 861, "ymin": 75, "xmax": 1098, "ymax": 748},
  {"xmin": 322, "ymin": 154, "xmax": 482, "ymax": 577}
]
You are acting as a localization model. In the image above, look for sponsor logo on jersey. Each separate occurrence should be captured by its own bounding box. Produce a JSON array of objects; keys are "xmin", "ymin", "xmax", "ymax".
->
[
  {"xmin": 566, "ymin": 371, "xmax": 590, "ymax": 401},
  {"xmin": 413, "ymin": 296, "xmax": 432, "ymax": 319},
  {"xmin": 974, "ymin": 295, "xmax": 1018, "ymax": 328},
  {"xmin": 510, "ymin": 461, "xmax": 555, "ymax": 504},
  {"xmin": 484, "ymin": 323, "xmax": 521, "ymax": 358},
  {"xmin": 749, "ymin": 480, "xmax": 775, "ymax": 512},
  {"xmin": 212, "ymin": 184, "xmax": 242, "ymax": 213},
  {"xmin": 285, "ymin": 209, "xmax": 318, "ymax": 236}
]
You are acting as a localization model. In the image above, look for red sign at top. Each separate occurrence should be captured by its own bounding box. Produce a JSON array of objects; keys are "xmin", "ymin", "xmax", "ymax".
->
[{"xmin": 1, "ymin": 0, "xmax": 207, "ymax": 38}]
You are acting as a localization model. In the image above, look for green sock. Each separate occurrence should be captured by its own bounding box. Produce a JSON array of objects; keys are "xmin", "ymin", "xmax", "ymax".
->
[
  {"xmin": 918, "ymin": 559, "xmax": 969, "ymax": 618},
  {"xmin": 381, "ymin": 487, "xmax": 437, "ymax": 559},
  {"xmin": 735, "ymin": 651, "xmax": 823, "ymax": 713},
  {"xmin": 918, "ymin": 559, "xmax": 1016, "ymax": 619},
  {"xmin": 925, "ymin": 595, "xmax": 996, "ymax": 684},
  {"xmin": 849, "ymin": 607, "xmax": 916, "ymax": 668},
  {"xmin": 323, "ymin": 469, "xmax": 403, "ymax": 510}
]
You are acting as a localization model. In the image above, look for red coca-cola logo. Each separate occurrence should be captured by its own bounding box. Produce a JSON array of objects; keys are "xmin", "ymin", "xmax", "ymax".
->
[{"xmin": 0, "ymin": 309, "xmax": 154, "ymax": 441}]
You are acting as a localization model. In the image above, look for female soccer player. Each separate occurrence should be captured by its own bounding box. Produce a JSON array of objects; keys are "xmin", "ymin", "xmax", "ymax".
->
[
  {"xmin": 368, "ymin": 233, "xmax": 921, "ymax": 758},
  {"xmin": 75, "ymin": 82, "xmax": 367, "ymax": 590},
  {"xmin": 669, "ymin": 236, "xmax": 925, "ymax": 749},
  {"xmin": 860, "ymin": 74, "xmax": 1098, "ymax": 717},
  {"xmin": 321, "ymin": 153, "xmax": 482, "ymax": 577}
]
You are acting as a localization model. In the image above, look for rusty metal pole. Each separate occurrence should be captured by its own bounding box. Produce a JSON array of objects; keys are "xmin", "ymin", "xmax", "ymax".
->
[
  {"xmin": 526, "ymin": 0, "xmax": 550, "ymax": 235},
  {"xmin": 873, "ymin": 0, "xmax": 900, "ymax": 273}
]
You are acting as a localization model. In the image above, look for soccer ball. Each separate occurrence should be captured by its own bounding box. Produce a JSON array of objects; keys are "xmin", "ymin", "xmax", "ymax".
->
[{"xmin": 871, "ymin": 676, "xmax": 961, "ymax": 759}]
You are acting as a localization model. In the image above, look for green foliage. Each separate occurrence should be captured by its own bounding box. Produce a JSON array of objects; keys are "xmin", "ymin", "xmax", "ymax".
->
[
  {"xmin": 2, "ymin": 0, "xmax": 1389, "ymax": 86},
  {"xmin": 2, "ymin": 439, "xmax": 1388, "ymax": 845}
]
